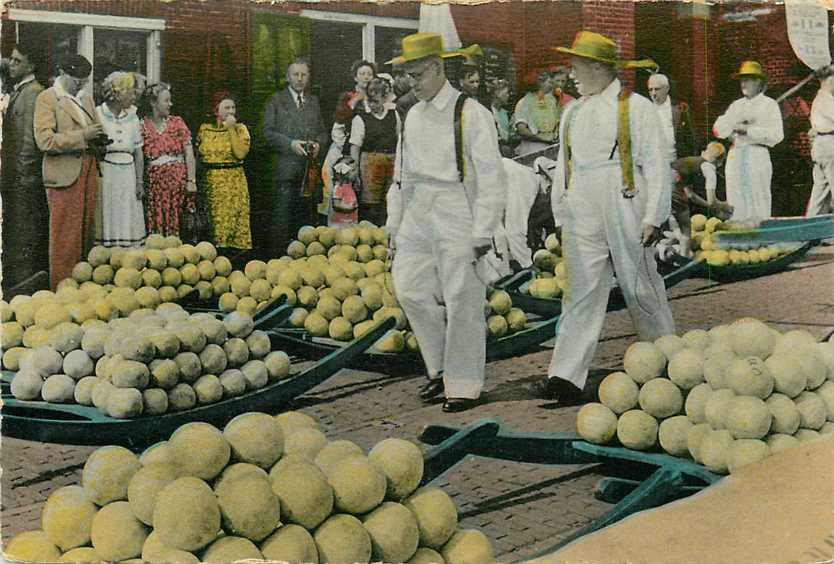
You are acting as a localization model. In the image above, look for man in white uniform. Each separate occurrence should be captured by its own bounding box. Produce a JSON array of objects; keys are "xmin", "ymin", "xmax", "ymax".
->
[
  {"xmin": 713, "ymin": 61, "xmax": 783, "ymax": 223},
  {"xmin": 533, "ymin": 31, "xmax": 676, "ymax": 402},
  {"xmin": 385, "ymin": 33, "xmax": 507, "ymax": 412},
  {"xmin": 806, "ymin": 65, "xmax": 834, "ymax": 216}
]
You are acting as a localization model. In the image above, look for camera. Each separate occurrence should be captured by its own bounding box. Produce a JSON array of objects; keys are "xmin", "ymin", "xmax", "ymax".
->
[
  {"xmin": 91, "ymin": 133, "xmax": 114, "ymax": 146},
  {"xmin": 303, "ymin": 141, "xmax": 316, "ymax": 154}
]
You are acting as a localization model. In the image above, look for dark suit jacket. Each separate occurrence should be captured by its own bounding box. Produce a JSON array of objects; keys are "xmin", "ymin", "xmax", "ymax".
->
[
  {"xmin": 261, "ymin": 88, "xmax": 328, "ymax": 182},
  {"xmin": 2, "ymin": 78, "xmax": 44, "ymax": 186},
  {"xmin": 672, "ymin": 99, "xmax": 696, "ymax": 158}
]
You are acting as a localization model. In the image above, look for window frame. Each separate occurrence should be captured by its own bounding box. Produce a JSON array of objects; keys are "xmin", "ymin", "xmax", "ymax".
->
[{"xmin": 7, "ymin": 8, "xmax": 165, "ymax": 82}]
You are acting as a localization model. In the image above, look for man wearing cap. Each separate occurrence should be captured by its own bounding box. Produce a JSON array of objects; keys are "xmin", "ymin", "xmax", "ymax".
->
[
  {"xmin": 34, "ymin": 53, "xmax": 103, "ymax": 289},
  {"xmin": 533, "ymin": 31, "xmax": 675, "ymax": 402},
  {"xmin": 385, "ymin": 32, "xmax": 506, "ymax": 413},
  {"xmin": 713, "ymin": 61, "xmax": 783, "ymax": 223},
  {"xmin": 1, "ymin": 41, "xmax": 48, "ymax": 294}
]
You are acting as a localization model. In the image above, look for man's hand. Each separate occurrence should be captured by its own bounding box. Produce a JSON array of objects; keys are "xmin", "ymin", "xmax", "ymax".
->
[
  {"xmin": 310, "ymin": 141, "xmax": 321, "ymax": 160},
  {"xmin": 291, "ymin": 139, "xmax": 309, "ymax": 157},
  {"xmin": 386, "ymin": 231, "xmax": 397, "ymax": 261},
  {"xmin": 473, "ymin": 238, "xmax": 492, "ymax": 260},
  {"xmin": 640, "ymin": 224, "xmax": 662, "ymax": 247},
  {"xmin": 713, "ymin": 201, "xmax": 734, "ymax": 221},
  {"xmin": 83, "ymin": 123, "xmax": 104, "ymax": 141}
]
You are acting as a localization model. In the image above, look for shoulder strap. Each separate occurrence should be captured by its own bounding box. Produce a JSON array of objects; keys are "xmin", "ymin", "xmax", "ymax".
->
[
  {"xmin": 617, "ymin": 88, "xmax": 637, "ymax": 197},
  {"xmin": 454, "ymin": 93, "xmax": 468, "ymax": 182}
]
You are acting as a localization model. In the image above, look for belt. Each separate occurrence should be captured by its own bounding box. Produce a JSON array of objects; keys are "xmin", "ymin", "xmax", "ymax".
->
[
  {"xmin": 204, "ymin": 162, "xmax": 243, "ymax": 169},
  {"xmin": 148, "ymin": 154, "xmax": 185, "ymax": 167},
  {"xmin": 103, "ymin": 150, "xmax": 135, "ymax": 165},
  {"xmin": 817, "ymin": 130, "xmax": 834, "ymax": 136},
  {"xmin": 571, "ymin": 159, "xmax": 622, "ymax": 174}
]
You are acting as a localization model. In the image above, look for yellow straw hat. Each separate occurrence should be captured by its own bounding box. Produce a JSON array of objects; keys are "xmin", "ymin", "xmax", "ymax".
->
[
  {"xmin": 733, "ymin": 60, "xmax": 766, "ymax": 80},
  {"xmin": 386, "ymin": 32, "xmax": 482, "ymax": 66},
  {"xmin": 554, "ymin": 31, "xmax": 657, "ymax": 70}
]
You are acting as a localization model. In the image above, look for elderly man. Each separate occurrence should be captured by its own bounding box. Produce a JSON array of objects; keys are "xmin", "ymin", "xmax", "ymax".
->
[
  {"xmin": 2, "ymin": 41, "xmax": 48, "ymax": 293},
  {"xmin": 386, "ymin": 32, "xmax": 506, "ymax": 412},
  {"xmin": 713, "ymin": 61, "xmax": 783, "ymax": 223},
  {"xmin": 34, "ymin": 54, "xmax": 103, "ymax": 289},
  {"xmin": 647, "ymin": 73, "xmax": 695, "ymax": 162},
  {"xmin": 262, "ymin": 57, "xmax": 328, "ymax": 256},
  {"xmin": 532, "ymin": 31, "xmax": 675, "ymax": 402}
]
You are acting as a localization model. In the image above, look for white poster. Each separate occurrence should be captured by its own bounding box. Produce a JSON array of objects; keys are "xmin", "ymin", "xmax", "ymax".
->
[
  {"xmin": 785, "ymin": 0, "xmax": 831, "ymax": 69},
  {"xmin": 418, "ymin": 3, "xmax": 462, "ymax": 50}
]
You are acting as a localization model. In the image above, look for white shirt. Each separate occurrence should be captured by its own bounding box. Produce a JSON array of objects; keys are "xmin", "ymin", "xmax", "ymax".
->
[
  {"xmin": 387, "ymin": 80, "xmax": 506, "ymax": 240},
  {"xmin": 810, "ymin": 89, "xmax": 834, "ymax": 162},
  {"xmin": 713, "ymin": 92, "xmax": 783, "ymax": 148},
  {"xmin": 289, "ymin": 88, "xmax": 304, "ymax": 109},
  {"xmin": 553, "ymin": 78, "xmax": 670, "ymax": 228},
  {"xmin": 654, "ymin": 97, "xmax": 676, "ymax": 160},
  {"xmin": 349, "ymin": 106, "xmax": 401, "ymax": 147}
]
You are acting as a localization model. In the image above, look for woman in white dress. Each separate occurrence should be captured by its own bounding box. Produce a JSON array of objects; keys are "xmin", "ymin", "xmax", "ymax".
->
[{"xmin": 95, "ymin": 71, "xmax": 146, "ymax": 247}]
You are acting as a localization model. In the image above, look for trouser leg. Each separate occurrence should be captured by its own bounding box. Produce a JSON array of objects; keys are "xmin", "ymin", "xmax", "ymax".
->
[
  {"xmin": 807, "ymin": 161, "xmax": 834, "ymax": 217},
  {"xmin": 548, "ymin": 202, "xmax": 613, "ymax": 389},
  {"xmin": 272, "ymin": 179, "xmax": 301, "ymax": 257},
  {"xmin": 392, "ymin": 237, "xmax": 446, "ymax": 380}
]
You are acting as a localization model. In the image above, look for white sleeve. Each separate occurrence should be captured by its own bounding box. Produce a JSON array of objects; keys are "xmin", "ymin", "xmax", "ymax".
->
[
  {"xmin": 385, "ymin": 129, "xmax": 404, "ymax": 238},
  {"xmin": 701, "ymin": 161, "xmax": 717, "ymax": 200},
  {"xmin": 713, "ymin": 100, "xmax": 739, "ymax": 139},
  {"xmin": 467, "ymin": 102, "xmax": 507, "ymax": 240},
  {"xmin": 549, "ymin": 105, "xmax": 574, "ymax": 228},
  {"xmin": 513, "ymin": 96, "xmax": 531, "ymax": 127},
  {"xmin": 349, "ymin": 115, "xmax": 365, "ymax": 147},
  {"xmin": 635, "ymin": 96, "xmax": 671, "ymax": 228}
]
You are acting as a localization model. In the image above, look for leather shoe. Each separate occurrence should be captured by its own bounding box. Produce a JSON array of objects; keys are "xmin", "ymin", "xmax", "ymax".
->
[
  {"xmin": 531, "ymin": 377, "xmax": 585, "ymax": 404},
  {"xmin": 442, "ymin": 398, "xmax": 480, "ymax": 412},
  {"xmin": 419, "ymin": 379, "xmax": 445, "ymax": 401}
]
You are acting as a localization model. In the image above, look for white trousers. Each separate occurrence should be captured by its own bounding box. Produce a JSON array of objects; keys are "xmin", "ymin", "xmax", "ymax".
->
[
  {"xmin": 392, "ymin": 185, "xmax": 487, "ymax": 399},
  {"xmin": 549, "ymin": 165, "xmax": 675, "ymax": 388},
  {"xmin": 500, "ymin": 158, "xmax": 539, "ymax": 268},
  {"xmin": 725, "ymin": 145, "xmax": 772, "ymax": 222},
  {"xmin": 807, "ymin": 159, "xmax": 834, "ymax": 216}
]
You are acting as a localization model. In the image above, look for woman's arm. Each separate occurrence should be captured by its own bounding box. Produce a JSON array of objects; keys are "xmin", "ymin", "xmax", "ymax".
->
[
  {"xmin": 227, "ymin": 123, "xmax": 251, "ymax": 161},
  {"xmin": 134, "ymin": 148, "xmax": 145, "ymax": 199},
  {"xmin": 185, "ymin": 142, "xmax": 197, "ymax": 193}
]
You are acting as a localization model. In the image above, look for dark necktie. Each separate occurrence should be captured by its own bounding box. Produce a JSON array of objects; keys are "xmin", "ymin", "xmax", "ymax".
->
[{"xmin": 296, "ymin": 93, "xmax": 304, "ymax": 110}]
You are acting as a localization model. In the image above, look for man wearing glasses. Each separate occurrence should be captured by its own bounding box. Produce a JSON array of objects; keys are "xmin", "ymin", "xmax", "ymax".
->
[
  {"xmin": 1, "ymin": 41, "xmax": 49, "ymax": 294},
  {"xmin": 34, "ymin": 54, "xmax": 103, "ymax": 288},
  {"xmin": 385, "ymin": 33, "xmax": 506, "ymax": 413}
]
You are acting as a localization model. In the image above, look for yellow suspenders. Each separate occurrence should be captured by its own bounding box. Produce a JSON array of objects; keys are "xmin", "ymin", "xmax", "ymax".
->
[{"xmin": 563, "ymin": 87, "xmax": 637, "ymax": 198}]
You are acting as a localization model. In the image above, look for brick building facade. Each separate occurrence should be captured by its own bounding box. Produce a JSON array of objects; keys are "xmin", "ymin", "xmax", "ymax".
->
[{"xmin": 2, "ymin": 0, "xmax": 821, "ymax": 225}]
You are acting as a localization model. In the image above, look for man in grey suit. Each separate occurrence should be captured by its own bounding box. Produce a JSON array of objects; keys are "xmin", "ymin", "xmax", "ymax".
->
[
  {"xmin": 2, "ymin": 41, "xmax": 48, "ymax": 293},
  {"xmin": 262, "ymin": 57, "xmax": 328, "ymax": 257}
]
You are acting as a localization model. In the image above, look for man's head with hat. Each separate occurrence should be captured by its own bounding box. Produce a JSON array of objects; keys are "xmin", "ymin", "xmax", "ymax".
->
[
  {"xmin": 554, "ymin": 31, "xmax": 656, "ymax": 97},
  {"xmin": 386, "ymin": 32, "xmax": 478, "ymax": 102},
  {"xmin": 734, "ymin": 60, "xmax": 766, "ymax": 99},
  {"xmin": 57, "ymin": 53, "xmax": 92, "ymax": 96}
]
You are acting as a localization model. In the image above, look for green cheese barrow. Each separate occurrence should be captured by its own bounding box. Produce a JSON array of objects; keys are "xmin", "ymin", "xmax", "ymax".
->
[{"xmin": 418, "ymin": 418, "xmax": 722, "ymax": 557}]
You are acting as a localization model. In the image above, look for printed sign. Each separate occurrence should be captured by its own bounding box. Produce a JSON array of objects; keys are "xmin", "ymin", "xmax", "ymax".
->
[{"xmin": 785, "ymin": 0, "xmax": 831, "ymax": 69}]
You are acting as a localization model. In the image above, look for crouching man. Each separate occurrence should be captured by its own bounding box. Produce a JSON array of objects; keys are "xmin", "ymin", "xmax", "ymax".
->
[{"xmin": 385, "ymin": 33, "xmax": 507, "ymax": 413}]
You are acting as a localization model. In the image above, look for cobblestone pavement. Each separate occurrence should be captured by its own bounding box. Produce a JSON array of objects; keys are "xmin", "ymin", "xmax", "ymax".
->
[{"xmin": 3, "ymin": 246, "xmax": 833, "ymax": 561}]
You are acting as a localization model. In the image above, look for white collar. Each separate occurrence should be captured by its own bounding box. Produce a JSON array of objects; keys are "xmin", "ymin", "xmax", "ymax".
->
[
  {"xmin": 289, "ymin": 87, "xmax": 304, "ymax": 100},
  {"xmin": 598, "ymin": 78, "xmax": 622, "ymax": 106},
  {"xmin": 658, "ymin": 97, "xmax": 672, "ymax": 110},
  {"xmin": 13, "ymin": 74, "xmax": 35, "ymax": 92},
  {"xmin": 427, "ymin": 80, "xmax": 457, "ymax": 111}
]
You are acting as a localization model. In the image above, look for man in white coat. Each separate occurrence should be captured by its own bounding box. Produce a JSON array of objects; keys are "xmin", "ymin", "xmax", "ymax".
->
[
  {"xmin": 713, "ymin": 61, "xmax": 783, "ymax": 223},
  {"xmin": 385, "ymin": 33, "xmax": 507, "ymax": 412},
  {"xmin": 806, "ymin": 65, "xmax": 834, "ymax": 217},
  {"xmin": 533, "ymin": 31, "xmax": 676, "ymax": 402}
]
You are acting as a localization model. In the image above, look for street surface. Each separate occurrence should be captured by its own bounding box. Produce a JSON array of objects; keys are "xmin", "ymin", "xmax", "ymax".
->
[{"xmin": 2, "ymin": 245, "xmax": 833, "ymax": 560}]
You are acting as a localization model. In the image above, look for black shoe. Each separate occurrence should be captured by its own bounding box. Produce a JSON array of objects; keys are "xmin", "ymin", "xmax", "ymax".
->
[
  {"xmin": 419, "ymin": 379, "xmax": 445, "ymax": 401},
  {"xmin": 442, "ymin": 398, "xmax": 480, "ymax": 413},
  {"xmin": 530, "ymin": 378, "xmax": 585, "ymax": 404}
]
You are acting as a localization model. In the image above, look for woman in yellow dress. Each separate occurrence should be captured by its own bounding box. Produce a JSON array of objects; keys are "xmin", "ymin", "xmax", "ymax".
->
[{"xmin": 197, "ymin": 91, "xmax": 252, "ymax": 249}]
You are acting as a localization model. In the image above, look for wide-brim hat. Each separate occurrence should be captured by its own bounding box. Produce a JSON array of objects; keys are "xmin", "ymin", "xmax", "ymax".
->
[
  {"xmin": 733, "ymin": 60, "xmax": 766, "ymax": 80},
  {"xmin": 386, "ymin": 32, "xmax": 482, "ymax": 66},
  {"xmin": 553, "ymin": 31, "xmax": 657, "ymax": 70}
]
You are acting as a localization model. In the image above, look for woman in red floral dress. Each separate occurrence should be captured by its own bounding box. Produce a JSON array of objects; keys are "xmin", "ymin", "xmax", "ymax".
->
[{"xmin": 138, "ymin": 83, "xmax": 197, "ymax": 236}]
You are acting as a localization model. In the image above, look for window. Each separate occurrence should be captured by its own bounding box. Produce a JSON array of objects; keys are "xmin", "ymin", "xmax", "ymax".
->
[{"xmin": 7, "ymin": 9, "xmax": 163, "ymax": 90}]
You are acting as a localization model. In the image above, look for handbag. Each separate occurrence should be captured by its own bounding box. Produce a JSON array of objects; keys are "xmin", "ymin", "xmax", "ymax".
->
[{"xmin": 180, "ymin": 189, "xmax": 212, "ymax": 244}]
